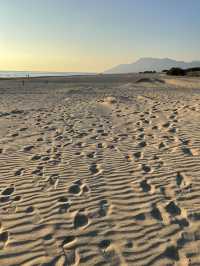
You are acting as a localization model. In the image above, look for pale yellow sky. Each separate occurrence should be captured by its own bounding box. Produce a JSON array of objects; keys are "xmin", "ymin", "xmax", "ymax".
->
[
  {"xmin": 0, "ymin": 53, "xmax": 127, "ymax": 72},
  {"xmin": 0, "ymin": 42, "xmax": 131, "ymax": 72},
  {"xmin": 0, "ymin": 1, "xmax": 199, "ymax": 72}
]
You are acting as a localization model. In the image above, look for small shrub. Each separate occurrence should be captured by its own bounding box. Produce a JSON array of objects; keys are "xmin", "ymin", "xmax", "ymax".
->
[
  {"xmin": 167, "ymin": 68, "xmax": 186, "ymax": 76},
  {"xmin": 185, "ymin": 67, "xmax": 200, "ymax": 73}
]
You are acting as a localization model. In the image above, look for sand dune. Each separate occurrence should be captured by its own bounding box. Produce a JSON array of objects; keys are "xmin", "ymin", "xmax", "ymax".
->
[
  {"xmin": 0, "ymin": 75, "xmax": 200, "ymax": 265},
  {"xmin": 164, "ymin": 77, "xmax": 200, "ymax": 89}
]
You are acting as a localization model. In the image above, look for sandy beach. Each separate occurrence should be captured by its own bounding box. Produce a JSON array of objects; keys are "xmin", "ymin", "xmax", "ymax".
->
[{"xmin": 0, "ymin": 74, "xmax": 200, "ymax": 266}]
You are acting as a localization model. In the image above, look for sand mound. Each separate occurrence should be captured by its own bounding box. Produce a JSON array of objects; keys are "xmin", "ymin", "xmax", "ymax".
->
[
  {"xmin": 136, "ymin": 77, "xmax": 165, "ymax": 84},
  {"xmin": 136, "ymin": 77, "xmax": 153, "ymax": 83},
  {"xmin": 165, "ymin": 77, "xmax": 200, "ymax": 89},
  {"xmin": 100, "ymin": 96, "xmax": 117, "ymax": 104}
]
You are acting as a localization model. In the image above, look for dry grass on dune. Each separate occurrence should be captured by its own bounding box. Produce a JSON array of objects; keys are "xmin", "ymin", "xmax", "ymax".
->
[{"xmin": 164, "ymin": 77, "xmax": 200, "ymax": 89}]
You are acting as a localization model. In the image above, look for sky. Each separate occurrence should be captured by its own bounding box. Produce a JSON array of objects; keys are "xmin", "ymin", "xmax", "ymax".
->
[{"xmin": 0, "ymin": 0, "xmax": 199, "ymax": 72}]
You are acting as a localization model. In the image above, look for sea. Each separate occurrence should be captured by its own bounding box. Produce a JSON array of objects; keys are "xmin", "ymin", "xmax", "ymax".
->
[{"xmin": 0, "ymin": 71, "xmax": 95, "ymax": 78}]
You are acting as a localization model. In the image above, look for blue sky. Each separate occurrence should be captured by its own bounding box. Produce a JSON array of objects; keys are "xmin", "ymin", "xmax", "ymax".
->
[{"xmin": 0, "ymin": 0, "xmax": 199, "ymax": 71}]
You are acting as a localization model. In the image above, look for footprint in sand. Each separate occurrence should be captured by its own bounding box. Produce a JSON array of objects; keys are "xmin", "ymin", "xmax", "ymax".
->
[
  {"xmin": 59, "ymin": 202, "xmax": 70, "ymax": 214},
  {"xmin": 168, "ymin": 127, "xmax": 177, "ymax": 133},
  {"xmin": 2, "ymin": 186, "xmax": 15, "ymax": 196},
  {"xmin": 150, "ymin": 204, "xmax": 163, "ymax": 221},
  {"xmin": 64, "ymin": 249, "xmax": 80, "ymax": 266},
  {"xmin": 73, "ymin": 212, "xmax": 89, "ymax": 229},
  {"xmin": 160, "ymin": 186, "xmax": 176, "ymax": 200},
  {"xmin": 96, "ymin": 129, "xmax": 104, "ymax": 134},
  {"xmin": 31, "ymin": 165, "xmax": 43, "ymax": 176},
  {"xmin": 19, "ymin": 127, "xmax": 28, "ymax": 132},
  {"xmin": 180, "ymin": 139, "xmax": 190, "ymax": 145},
  {"xmin": 99, "ymin": 199, "xmax": 110, "ymax": 217},
  {"xmin": 56, "ymin": 195, "xmax": 71, "ymax": 214},
  {"xmin": 176, "ymin": 172, "xmax": 191, "ymax": 189},
  {"xmin": 125, "ymin": 153, "xmax": 133, "ymax": 162},
  {"xmin": 152, "ymin": 154, "xmax": 159, "ymax": 160},
  {"xmin": 69, "ymin": 180, "xmax": 90, "ymax": 196},
  {"xmin": 89, "ymin": 163, "xmax": 102, "ymax": 175},
  {"xmin": 74, "ymin": 141, "xmax": 85, "ymax": 148},
  {"xmin": 154, "ymin": 160, "xmax": 164, "ymax": 169},
  {"xmin": 26, "ymin": 206, "xmax": 35, "ymax": 213},
  {"xmin": 136, "ymin": 121, "xmax": 142, "ymax": 127},
  {"xmin": 137, "ymin": 127, "xmax": 144, "ymax": 132},
  {"xmin": 13, "ymin": 195, "xmax": 21, "ymax": 202},
  {"xmin": 62, "ymin": 235, "xmax": 76, "ymax": 248},
  {"xmin": 58, "ymin": 196, "xmax": 68, "ymax": 203},
  {"xmin": 23, "ymin": 145, "xmax": 34, "ymax": 152},
  {"xmin": 163, "ymin": 245, "xmax": 179, "ymax": 262},
  {"xmin": 182, "ymin": 146, "xmax": 198, "ymax": 156},
  {"xmin": 141, "ymin": 164, "xmax": 152, "ymax": 174},
  {"xmin": 48, "ymin": 158, "xmax": 60, "ymax": 166},
  {"xmin": 43, "ymin": 233, "xmax": 60, "ymax": 257},
  {"xmin": 138, "ymin": 140, "xmax": 146, "ymax": 148},
  {"xmin": 124, "ymin": 239, "xmax": 133, "ymax": 249},
  {"xmin": 101, "ymin": 132, "xmax": 109, "ymax": 137},
  {"xmin": 26, "ymin": 207, "xmax": 43, "ymax": 224},
  {"xmin": 181, "ymin": 147, "xmax": 192, "ymax": 156},
  {"xmin": 69, "ymin": 182, "xmax": 81, "ymax": 195},
  {"xmin": 158, "ymin": 141, "xmax": 166, "ymax": 149},
  {"xmin": 165, "ymin": 201, "xmax": 181, "ymax": 216},
  {"xmin": 0, "ymin": 231, "xmax": 9, "ymax": 248},
  {"xmin": 142, "ymin": 118, "xmax": 151, "ymax": 125},
  {"xmin": 82, "ymin": 184, "xmax": 90, "ymax": 193},
  {"xmin": 86, "ymin": 151, "xmax": 96, "ymax": 159},
  {"xmin": 36, "ymin": 137, "xmax": 44, "ymax": 142},
  {"xmin": 169, "ymin": 114, "xmax": 176, "ymax": 120},
  {"xmin": 42, "ymin": 155, "xmax": 50, "ymax": 162},
  {"xmin": 133, "ymin": 151, "xmax": 143, "ymax": 160},
  {"xmin": 152, "ymin": 125, "xmax": 159, "ymax": 130},
  {"xmin": 9, "ymin": 132, "xmax": 19, "ymax": 138},
  {"xmin": 14, "ymin": 168, "xmax": 24, "ymax": 176},
  {"xmin": 134, "ymin": 212, "xmax": 146, "ymax": 221},
  {"xmin": 137, "ymin": 133, "xmax": 145, "ymax": 140},
  {"xmin": 97, "ymin": 142, "xmax": 107, "ymax": 149},
  {"xmin": 98, "ymin": 239, "xmax": 122, "ymax": 265},
  {"xmin": 173, "ymin": 218, "xmax": 189, "ymax": 229},
  {"xmin": 44, "ymin": 174, "xmax": 59, "ymax": 190},
  {"xmin": 98, "ymin": 239, "xmax": 111, "ymax": 251},
  {"xmin": 30, "ymin": 154, "xmax": 42, "ymax": 161},
  {"xmin": 162, "ymin": 122, "xmax": 171, "ymax": 128},
  {"xmin": 140, "ymin": 179, "xmax": 153, "ymax": 193},
  {"xmin": 152, "ymin": 200, "xmax": 184, "ymax": 225},
  {"xmin": 0, "ymin": 196, "xmax": 10, "ymax": 203}
]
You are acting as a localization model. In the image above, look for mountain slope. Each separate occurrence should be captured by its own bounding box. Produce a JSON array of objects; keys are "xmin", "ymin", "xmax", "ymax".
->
[{"xmin": 105, "ymin": 58, "xmax": 200, "ymax": 73}]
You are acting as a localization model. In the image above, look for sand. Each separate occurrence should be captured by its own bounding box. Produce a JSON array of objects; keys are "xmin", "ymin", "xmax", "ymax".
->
[{"xmin": 0, "ymin": 74, "xmax": 200, "ymax": 265}]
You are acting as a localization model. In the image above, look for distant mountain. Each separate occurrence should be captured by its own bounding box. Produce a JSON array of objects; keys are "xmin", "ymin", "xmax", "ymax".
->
[{"xmin": 104, "ymin": 58, "xmax": 200, "ymax": 74}]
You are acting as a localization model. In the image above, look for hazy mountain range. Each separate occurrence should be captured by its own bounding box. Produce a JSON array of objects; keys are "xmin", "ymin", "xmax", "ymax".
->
[{"xmin": 104, "ymin": 58, "xmax": 200, "ymax": 74}]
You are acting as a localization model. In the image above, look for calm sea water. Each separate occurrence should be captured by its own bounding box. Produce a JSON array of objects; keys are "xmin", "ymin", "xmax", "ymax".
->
[{"xmin": 0, "ymin": 71, "xmax": 94, "ymax": 78}]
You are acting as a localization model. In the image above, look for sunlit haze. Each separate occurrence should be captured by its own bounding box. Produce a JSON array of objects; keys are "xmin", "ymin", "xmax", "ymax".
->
[{"xmin": 0, "ymin": 0, "xmax": 199, "ymax": 72}]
